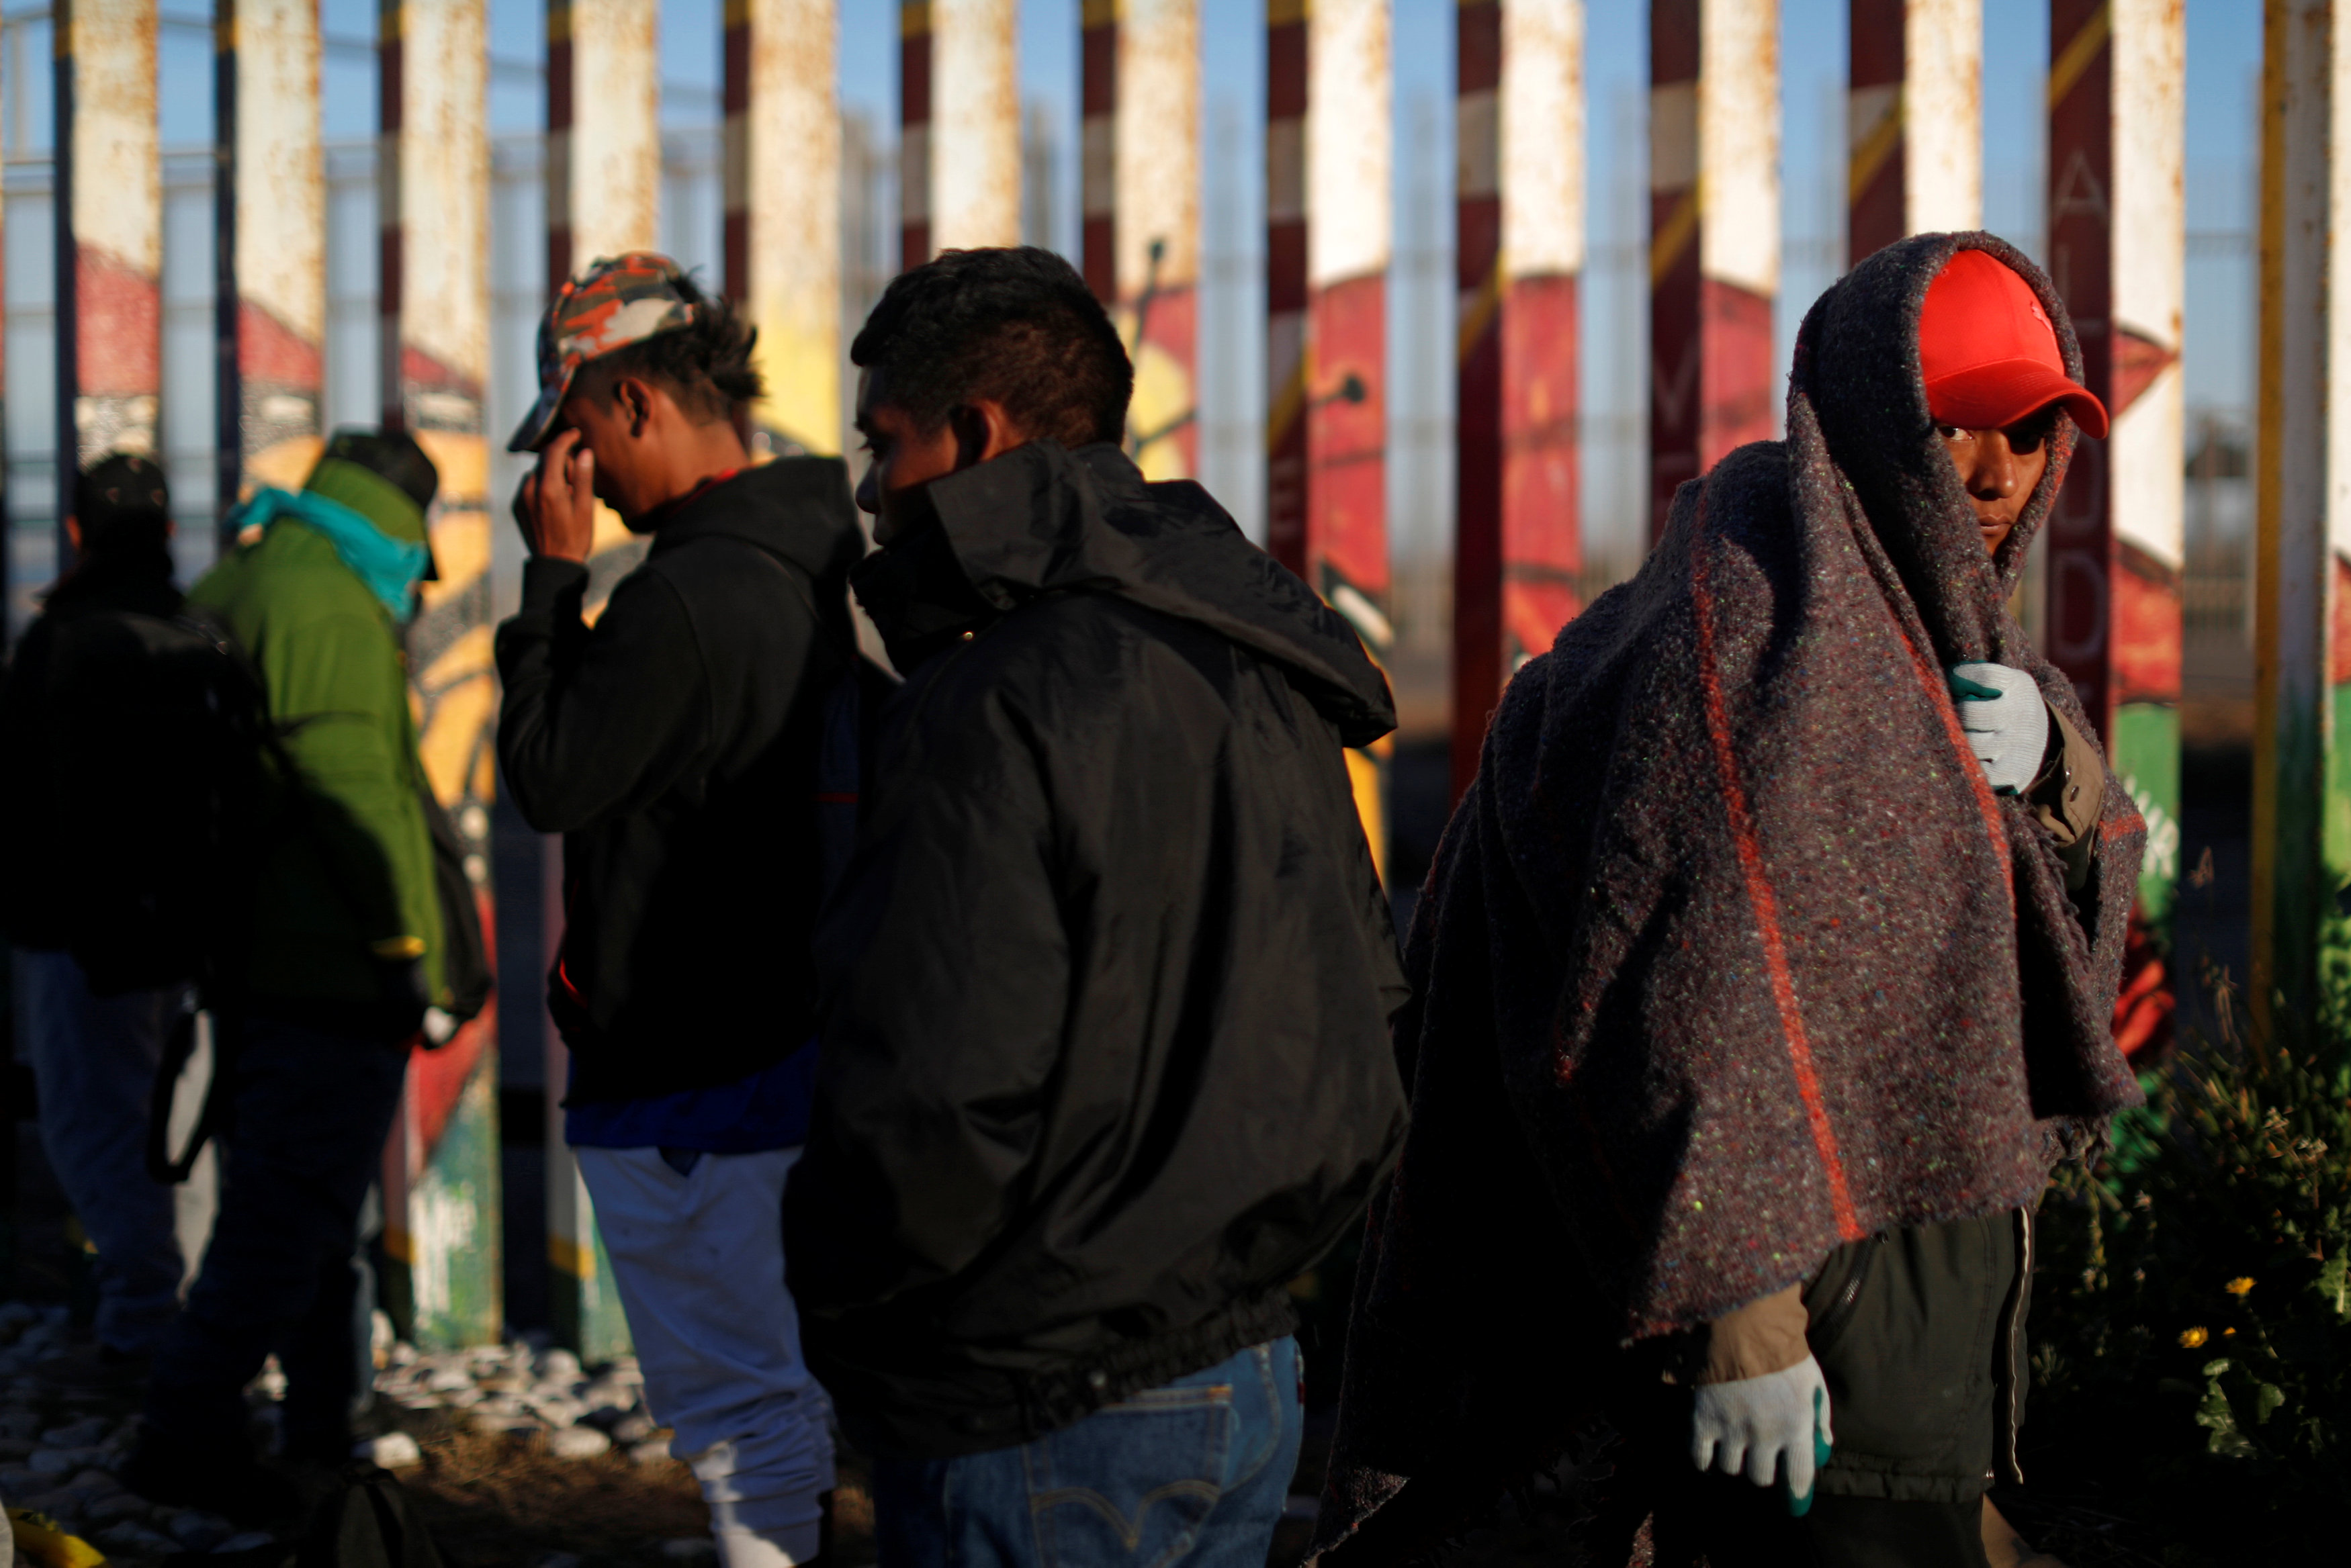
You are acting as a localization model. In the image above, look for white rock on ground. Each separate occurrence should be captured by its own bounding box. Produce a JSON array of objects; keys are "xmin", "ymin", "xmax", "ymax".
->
[
  {"xmin": 546, "ymin": 1426, "xmax": 612, "ymax": 1460},
  {"xmin": 359, "ymin": 1431, "xmax": 423, "ymax": 1469},
  {"xmin": 631, "ymin": 1436, "xmax": 673, "ymax": 1465}
]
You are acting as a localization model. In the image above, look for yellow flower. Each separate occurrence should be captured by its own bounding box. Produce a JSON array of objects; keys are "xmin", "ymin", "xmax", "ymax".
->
[
  {"xmin": 2178, "ymin": 1326, "xmax": 2210, "ymax": 1348},
  {"xmin": 2225, "ymin": 1277, "xmax": 2256, "ymax": 1296}
]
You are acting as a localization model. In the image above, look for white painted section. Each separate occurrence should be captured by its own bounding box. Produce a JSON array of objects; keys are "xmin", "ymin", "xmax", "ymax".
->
[
  {"xmin": 932, "ymin": 0, "xmax": 1020, "ymax": 252},
  {"xmin": 1308, "ymin": 0, "xmax": 1390, "ymax": 286},
  {"xmin": 71, "ymin": 0, "xmax": 160, "ymax": 275},
  {"xmin": 2109, "ymin": 0, "xmax": 2184, "ymax": 568},
  {"xmin": 2112, "ymin": 359, "xmax": 2184, "ymax": 568},
  {"xmin": 1699, "ymin": 0, "xmax": 1777, "ymax": 297},
  {"xmin": 2111, "ymin": 0, "xmax": 2184, "ymax": 353},
  {"xmin": 236, "ymin": 0, "xmax": 324, "ymax": 346},
  {"xmin": 570, "ymin": 0, "xmax": 660, "ymax": 264},
  {"xmin": 1905, "ymin": 0, "xmax": 1982, "ymax": 234},
  {"xmin": 750, "ymin": 0, "xmax": 840, "ymax": 452},
  {"xmin": 1503, "ymin": 0, "xmax": 1585, "ymax": 279},
  {"xmin": 398, "ymin": 0, "xmax": 490, "ymax": 391},
  {"xmin": 1116, "ymin": 0, "xmax": 1200, "ymax": 296}
]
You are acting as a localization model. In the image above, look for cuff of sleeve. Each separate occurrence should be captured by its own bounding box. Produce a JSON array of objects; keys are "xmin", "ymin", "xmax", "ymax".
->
[
  {"xmin": 520, "ymin": 555, "xmax": 592, "ymax": 617},
  {"xmin": 1697, "ymin": 1284, "xmax": 1812, "ymax": 1385},
  {"xmin": 2030, "ymin": 706, "xmax": 2107, "ymax": 849}
]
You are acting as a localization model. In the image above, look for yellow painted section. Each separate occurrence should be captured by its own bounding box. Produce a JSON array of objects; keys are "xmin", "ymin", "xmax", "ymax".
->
[
  {"xmin": 1649, "ymin": 181, "xmax": 1700, "ymax": 287},
  {"xmin": 549, "ymin": 1231, "xmax": 596, "ymax": 1281},
  {"xmin": 1456, "ymin": 255, "xmax": 1503, "ymax": 365},
  {"xmin": 2048, "ymin": 1, "xmax": 2113, "ymax": 109},
  {"xmin": 1847, "ymin": 82, "xmax": 1903, "ymax": 203},
  {"xmin": 418, "ymin": 672, "xmax": 496, "ymax": 808},
  {"xmin": 1265, "ymin": 350, "xmax": 1311, "ymax": 455},
  {"xmin": 1345, "ymin": 744, "xmax": 1387, "ymax": 888}
]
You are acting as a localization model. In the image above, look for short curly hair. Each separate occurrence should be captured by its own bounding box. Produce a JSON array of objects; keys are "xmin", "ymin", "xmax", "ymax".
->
[
  {"xmin": 572, "ymin": 273, "xmax": 765, "ymax": 426},
  {"xmin": 851, "ymin": 247, "xmax": 1132, "ymax": 448}
]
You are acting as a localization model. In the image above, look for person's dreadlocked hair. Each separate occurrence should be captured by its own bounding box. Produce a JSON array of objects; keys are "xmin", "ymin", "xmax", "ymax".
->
[
  {"xmin": 850, "ymin": 246, "xmax": 1132, "ymax": 447},
  {"xmin": 572, "ymin": 272, "xmax": 764, "ymax": 425}
]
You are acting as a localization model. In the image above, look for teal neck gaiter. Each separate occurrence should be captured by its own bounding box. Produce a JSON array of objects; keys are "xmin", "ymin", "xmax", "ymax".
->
[{"xmin": 228, "ymin": 487, "xmax": 432, "ymax": 622}]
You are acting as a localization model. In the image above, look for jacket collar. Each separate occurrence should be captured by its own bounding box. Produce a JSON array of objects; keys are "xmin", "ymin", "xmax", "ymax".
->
[{"xmin": 856, "ymin": 441, "xmax": 1396, "ymax": 745}]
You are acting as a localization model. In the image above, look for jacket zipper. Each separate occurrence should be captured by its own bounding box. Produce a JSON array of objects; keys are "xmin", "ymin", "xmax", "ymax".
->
[
  {"xmin": 1812, "ymin": 1234, "xmax": 1880, "ymax": 1349},
  {"xmin": 1999, "ymin": 1206, "xmax": 2033, "ymax": 1485}
]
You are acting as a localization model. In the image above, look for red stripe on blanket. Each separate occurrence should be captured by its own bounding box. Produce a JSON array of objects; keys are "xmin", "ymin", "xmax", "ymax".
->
[{"xmin": 1689, "ymin": 523, "xmax": 1865, "ymax": 1244}]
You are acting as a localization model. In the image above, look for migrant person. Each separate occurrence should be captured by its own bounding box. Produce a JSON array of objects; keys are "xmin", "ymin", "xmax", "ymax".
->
[
  {"xmin": 1309, "ymin": 233, "xmax": 2145, "ymax": 1568},
  {"xmin": 784, "ymin": 246, "xmax": 1411, "ymax": 1568},
  {"xmin": 0, "ymin": 453, "xmax": 214, "ymax": 1390},
  {"xmin": 498, "ymin": 252, "xmax": 864, "ymax": 1568},
  {"xmin": 124, "ymin": 429, "xmax": 454, "ymax": 1517}
]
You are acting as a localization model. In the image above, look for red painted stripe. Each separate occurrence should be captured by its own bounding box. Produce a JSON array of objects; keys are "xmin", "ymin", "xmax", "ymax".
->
[{"xmin": 1689, "ymin": 510, "xmax": 1863, "ymax": 1242}]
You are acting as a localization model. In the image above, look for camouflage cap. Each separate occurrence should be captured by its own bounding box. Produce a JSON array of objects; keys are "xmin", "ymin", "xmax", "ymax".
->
[{"xmin": 508, "ymin": 252, "xmax": 701, "ymax": 453}]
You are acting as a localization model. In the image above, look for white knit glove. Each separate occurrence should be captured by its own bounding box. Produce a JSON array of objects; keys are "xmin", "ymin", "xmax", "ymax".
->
[
  {"xmin": 1691, "ymin": 1354, "xmax": 1834, "ymax": 1510},
  {"xmin": 1947, "ymin": 661, "xmax": 2049, "ymax": 795}
]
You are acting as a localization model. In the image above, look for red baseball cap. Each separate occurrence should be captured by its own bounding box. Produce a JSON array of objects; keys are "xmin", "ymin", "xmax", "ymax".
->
[{"xmin": 1918, "ymin": 250, "xmax": 2108, "ymax": 439}]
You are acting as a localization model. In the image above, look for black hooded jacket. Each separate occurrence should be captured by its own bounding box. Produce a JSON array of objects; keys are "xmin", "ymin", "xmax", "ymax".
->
[
  {"xmin": 0, "ymin": 551, "xmax": 183, "ymax": 951},
  {"xmin": 495, "ymin": 458, "xmax": 865, "ymax": 1100},
  {"xmin": 785, "ymin": 442, "xmax": 1411, "ymax": 1460}
]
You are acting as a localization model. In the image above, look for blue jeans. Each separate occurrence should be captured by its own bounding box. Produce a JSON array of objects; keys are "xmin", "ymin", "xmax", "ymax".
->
[
  {"xmin": 873, "ymin": 1338, "xmax": 1304, "ymax": 1568},
  {"xmin": 15, "ymin": 949, "xmax": 212, "ymax": 1353},
  {"xmin": 144, "ymin": 1015, "xmax": 409, "ymax": 1459}
]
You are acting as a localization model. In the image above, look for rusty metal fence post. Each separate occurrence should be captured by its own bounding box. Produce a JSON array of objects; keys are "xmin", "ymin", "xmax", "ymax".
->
[
  {"xmin": 1648, "ymin": 0, "xmax": 1777, "ymax": 549},
  {"xmin": 2254, "ymin": 0, "xmax": 2346, "ymax": 1042},
  {"xmin": 726, "ymin": 0, "xmax": 840, "ymax": 456},
  {"xmin": 53, "ymin": 0, "xmax": 163, "ymax": 571},
  {"xmin": 214, "ymin": 0, "xmax": 326, "ymax": 539},
  {"xmin": 2046, "ymin": 0, "xmax": 2183, "ymax": 1059},
  {"xmin": 1452, "ymin": 0, "xmax": 1583, "ymax": 802},
  {"xmin": 1266, "ymin": 0, "xmax": 1392, "ymax": 879},
  {"xmin": 1082, "ymin": 0, "xmax": 1200, "ymax": 482},
  {"xmin": 1847, "ymin": 0, "xmax": 1981, "ymax": 265},
  {"xmin": 377, "ymin": 0, "xmax": 502, "ymax": 1350}
]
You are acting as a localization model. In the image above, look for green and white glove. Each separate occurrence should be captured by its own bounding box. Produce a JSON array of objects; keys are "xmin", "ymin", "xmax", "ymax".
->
[
  {"xmin": 1691, "ymin": 1353, "xmax": 1835, "ymax": 1516},
  {"xmin": 1947, "ymin": 661, "xmax": 2049, "ymax": 796}
]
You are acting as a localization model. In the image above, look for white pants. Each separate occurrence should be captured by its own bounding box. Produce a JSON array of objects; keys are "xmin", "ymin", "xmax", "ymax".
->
[{"xmin": 576, "ymin": 1145, "xmax": 836, "ymax": 1567}]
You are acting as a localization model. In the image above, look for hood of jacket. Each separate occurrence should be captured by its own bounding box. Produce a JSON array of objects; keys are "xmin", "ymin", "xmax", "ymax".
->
[
  {"xmin": 651, "ymin": 457, "xmax": 868, "ymax": 645},
  {"xmin": 851, "ymin": 441, "xmax": 1396, "ymax": 747}
]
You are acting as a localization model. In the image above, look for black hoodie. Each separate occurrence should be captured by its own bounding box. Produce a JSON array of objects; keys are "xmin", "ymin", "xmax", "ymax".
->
[
  {"xmin": 785, "ymin": 441, "xmax": 1411, "ymax": 1460},
  {"xmin": 495, "ymin": 457, "xmax": 866, "ymax": 1100}
]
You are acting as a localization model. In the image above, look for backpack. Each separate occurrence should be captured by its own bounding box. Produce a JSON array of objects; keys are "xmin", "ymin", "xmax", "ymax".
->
[{"xmin": 39, "ymin": 604, "xmax": 271, "ymax": 997}]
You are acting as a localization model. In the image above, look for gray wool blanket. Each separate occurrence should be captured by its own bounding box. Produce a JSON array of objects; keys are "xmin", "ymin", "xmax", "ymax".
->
[{"xmin": 1310, "ymin": 232, "xmax": 2146, "ymax": 1563}]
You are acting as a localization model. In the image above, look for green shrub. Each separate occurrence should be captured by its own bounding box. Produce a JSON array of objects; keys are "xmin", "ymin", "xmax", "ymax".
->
[{"xmin": 2026, "ymin": 943, "xmax": 2351, "ymax": 1563}]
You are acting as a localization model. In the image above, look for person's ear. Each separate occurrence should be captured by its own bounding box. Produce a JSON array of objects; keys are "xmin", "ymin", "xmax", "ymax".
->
[
  {"xmin": 617, "ymin": 376, "xmax": 655, "ymax": 439},
  {"xmin": 948, "ymin": 404, "xmax": 992, "ymax": 471}
]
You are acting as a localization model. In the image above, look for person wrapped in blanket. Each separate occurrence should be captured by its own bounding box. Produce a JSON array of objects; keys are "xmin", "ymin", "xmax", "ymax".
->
[{"xmin": 1311, "ymin": 234, "xmax": 2145, "ymax": 1568}]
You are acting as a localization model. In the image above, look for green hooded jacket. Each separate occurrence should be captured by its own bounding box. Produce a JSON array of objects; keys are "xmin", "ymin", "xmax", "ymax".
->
[{"xmin": 187, "ymin": 458, "xmax": 443, "ymax": 1031}]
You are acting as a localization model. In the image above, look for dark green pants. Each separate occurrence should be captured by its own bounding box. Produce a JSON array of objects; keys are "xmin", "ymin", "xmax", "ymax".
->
[{"xmin": 1599, "ymin": 1211, "xmax": 2029, "ymax": 1567}]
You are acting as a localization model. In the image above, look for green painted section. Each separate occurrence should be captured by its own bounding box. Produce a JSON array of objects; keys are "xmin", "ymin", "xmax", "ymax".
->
[
  {"xmin": 553, "ymin": 1218, "xmax": 634, "ymax": 1364},
  {"xmin": 2272, "ymin": 691, "xmax": 2332, "ymax": 1031},
  {"xmin": 2112, "ymin": 702, "xmax": 2182, "ymax": 939},
  {"xmin": 406, "ymin": 1057, "xmax": 504, "ymax": 1350}
]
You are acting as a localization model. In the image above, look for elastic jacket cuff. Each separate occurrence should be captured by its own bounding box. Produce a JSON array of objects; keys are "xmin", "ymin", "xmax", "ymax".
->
[{"xmin": 519, "ymin": 555, "xmax": 592, "ymax": 617}]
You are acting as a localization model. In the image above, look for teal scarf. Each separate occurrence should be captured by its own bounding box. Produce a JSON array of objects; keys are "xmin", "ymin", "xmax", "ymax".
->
[{"xmin": 230, "ymin": 487, "xmax": 431, "ymax": 622}]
